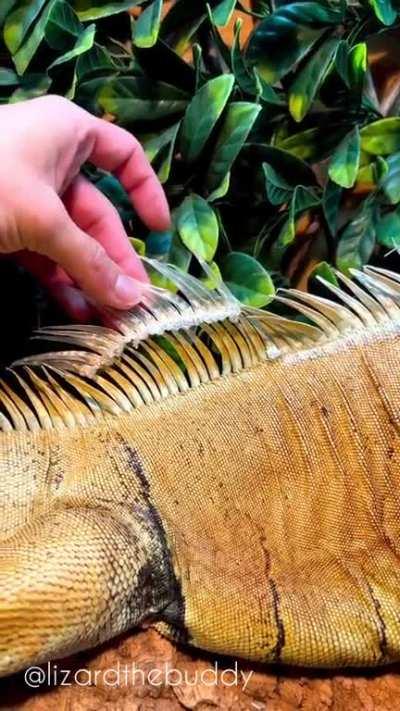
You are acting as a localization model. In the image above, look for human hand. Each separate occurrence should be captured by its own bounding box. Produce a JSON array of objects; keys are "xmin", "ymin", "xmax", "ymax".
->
[{"xmin": 0, "ymin": 95, "xmax": 170, "ymax": 320}]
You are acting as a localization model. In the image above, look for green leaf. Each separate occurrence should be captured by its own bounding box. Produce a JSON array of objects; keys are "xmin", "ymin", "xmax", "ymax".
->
[
  {"xmin": 45, "ymin": 0, "xmax": 82, "ymax": 50},
  {"xmin": 336, "ymin": 40, "xmax": 367, "ymax": 95},
  {"xmin": 4, "ymin": 0, "xmax": 48, "ymax": 54},
  {"xmin": 360, "ymin": 118, "xmax": 400, "ymax": 156},
  {"xmin": 208, "ymin": 172, "xmax": 231, "ymax": 202},
  {"xmin": 205, "ymin": 4, "xmax": 232, "ymax": 69},
  {"xmin": 76, "ymin": 43, "xmax": 115, "ymax": 81},
  {"xmin": 336, "ymin": 201, "xmax": 376, "ymax": 274},
  {"xmin": 133, "ymin": 0, "xmax": 162, "ymax": 49},
  {"xmin": 323, "ymin": 179, "xmax": 342, "ymax": 237},
  {"xmin": 0, "ymin": 68, "xmax": 19, "ymax": 86},
  {"xmin": 310, "ymin": 261, "xmax": 339, "ymax": 287},
  {"xmin": 144, "ymin": 122, "xmax": 180, "ymax": 184},
  {"xmin": 362, "ymin": 68, "xmax": 381, "ymax": 114},
  {"xmin": 71, "ymin": 0, "xmax": 143, "ymax": 21},
  {"xmin": 328, "ymin": 126, "xmax": 360, "ymax": 189},
  {"xmin": 133, "ymin": 33, "xmax": 196, "ymax": 93},
  {"xmin": 48, "ymin": 22, "xmax": 95, "ymax": 68},
  {"xmin": 368, "ymin": 0, "xmax": 397, "ymax": 25},
  {"xmin": 349, "ymin": 43, "xmax": 367, "ymax": 93},
  {"xmin": 356, "ymin": 160, "xmax": 375, "ymax": 185},
  {"xmin": 246, "ymin": 1, "xmax": 344, "ymax": 84},
  {"xmin": 238, "ymin": 0, "xmax": 268, "ymax": 16},
  {"xmin": 160, "ymin": 0, "xmax": 203, "ymax": 39},
  {"xmin": 180, "ymin": 74, "xmax": 234, "ymax": 163},
  {"xmin": 12, "ymin": 0, "xmax": 57, "ymax": 74},
  {"xmin": 258, "ymin": 75, "xmax": 283, "ymax": 104},
  {"xmin": 193, "ymin": 43, "xmax": 203, "ymax": 91},
  {"xmin": 381, "ymin": 151, "xmax": 400, "ymax": 204},
  {"xmin": 289, "ymin": 38, "xmax": 338, "ymax": 122},
  {"xmin": 335, "ymin": 40, "xmax": 349, "ymax": 85},
  {"xmin": 200, "ymin": 261, "xmax": 223, "ymax": 289},
  {"xmin": 374, "ymin": 155, "xmax": 389, "ymax": 184},
  {"xmin": 98, "ymin": 77, "xmax": 188, "ymax": 124},
  {"xmin": 221, "ymin": 252, "xmax": 275, "ymax": 307},
  {"xmin": 206, "ymin": 102, "xmax": 261, "ymax": 192},
  {"xmin": 170, "ymin": 18, "xmax": 206, "ymax": 57},
  {"xmin": 269, "ymin": 185, "xmax": 320, "ymax": 267},
  {"xmin": 146, "ymin": 229, "xmax": 191, "ymax": 291},
  {"xmin": 159, "ymin": 0, "xmax": 206, "ymax": 56},
  {"xmin": 0, "ymin": 0, "xmax": 19, "ymax": 26},
  {"xmin": 95, "ymin": 174, "xmax": 131, "ymax": 222},
  {"xmin": 278, "ymin": 127, "xmax": 321, "ymax": 161},
  {"xmin": 356, "ymin": 158, "xmax": 389, "ymax": 189},
  {"xmin": 74, "ymin": 76, "xmax": 112, "ymax": 113},
  {"xmin": 375, "ymin": 208, "xmax": 400, "ymax": 249},
  {"xmin": 231, "ymin": 19, "xmax": 282, "ymax": 104},
  {"xmin": 9, "ymin": 72, "xmax": 51, "ymax": 101},
  {"xmin": 154, "ymin": 334, "xmax": 186, "ymax": 369},
  {"xmin": 142, "ymin": 122, "xmax": 180, "ymax": 162},
  {"xmin": 146, "ymin": 230, "xmax": 173, "ymax": 259},
  {"xmin": 231, "ymin": 19, "xmax": 259, "ymax": 96},
  {"xmin": 129, "ymin": 237, "xmax": 146, "ymax": 256},
  {"xmin": 278, "ymin": 126, "xmax": 342, "ymax": 162},
  {"xmin": 176, "ymin": 194, "xmax": 219, "ymax": 262},
  {"xmin": 354, "ymin": 156, "xmax": 387, "ymax": 191},
  {"xmin": 211, "ymin": 0, "xmax": 236, "ymax": 27},
  {"xmin": 247, "ymin": 144, "xmax": 317, "ymax": 186},
  {"xmin": 263, "ymin": 163, "xmax": 293, "ymax": 206}
]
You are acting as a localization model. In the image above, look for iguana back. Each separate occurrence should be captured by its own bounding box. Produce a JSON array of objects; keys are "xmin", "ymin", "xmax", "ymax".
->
[{"xmin": 1, "ymin": 263, "xmax": 400, "ymax": 675}]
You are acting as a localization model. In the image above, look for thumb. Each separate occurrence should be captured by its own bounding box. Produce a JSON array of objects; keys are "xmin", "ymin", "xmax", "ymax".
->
[{"xmin": 33, "ymin": 194, "xmax": 145, "ymax": 309}]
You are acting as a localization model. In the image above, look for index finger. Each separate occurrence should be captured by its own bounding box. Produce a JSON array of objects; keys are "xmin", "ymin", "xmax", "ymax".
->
[{"xmin": 88, "ymin": 117, "xmax": 171, "ymax": 232}]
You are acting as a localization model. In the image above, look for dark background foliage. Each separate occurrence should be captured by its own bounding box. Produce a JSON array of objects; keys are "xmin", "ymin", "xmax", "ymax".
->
[{"xmin": 2, "ymin": 0, "xmax": 400, "ymax": 364}]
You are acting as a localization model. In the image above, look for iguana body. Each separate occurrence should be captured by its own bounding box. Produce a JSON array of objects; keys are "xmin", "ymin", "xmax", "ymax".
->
[{"xmin": 1, "ymin": 263, "xmax": 400, "ymax": 676}]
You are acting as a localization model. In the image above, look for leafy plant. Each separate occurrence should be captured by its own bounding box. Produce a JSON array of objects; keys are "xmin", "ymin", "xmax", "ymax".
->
[{"xmin": 2, "ymin": 0, "xmax": 400, "ymax": 325}]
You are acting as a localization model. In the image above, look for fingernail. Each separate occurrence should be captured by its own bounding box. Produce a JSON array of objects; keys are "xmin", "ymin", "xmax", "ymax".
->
[{"xmin": 114, "ymin": 274, "xmax": 142, "ymax": 307}]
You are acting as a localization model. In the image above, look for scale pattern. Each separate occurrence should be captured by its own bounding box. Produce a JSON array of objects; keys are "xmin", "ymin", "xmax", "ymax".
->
[{"xmin": 1, "ymin": 263, "xmax": 400, "ymax": 676}]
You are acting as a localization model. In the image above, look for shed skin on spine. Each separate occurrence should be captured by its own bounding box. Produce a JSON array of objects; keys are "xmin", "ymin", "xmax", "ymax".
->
[{"xmin": 1, "ymin": 321, "xmax": 400, "ymax": 675}]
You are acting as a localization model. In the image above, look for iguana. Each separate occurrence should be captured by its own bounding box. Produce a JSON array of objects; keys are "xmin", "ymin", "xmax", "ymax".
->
[{"xmin": 1, "ymin": 259, "xmax": 400, "ymax": 677}]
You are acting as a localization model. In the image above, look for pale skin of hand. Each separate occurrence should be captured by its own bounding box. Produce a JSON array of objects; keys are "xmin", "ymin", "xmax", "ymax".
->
[{"xmin": 0, "ymin": 95, "xmax": 171, "ymax": 320}]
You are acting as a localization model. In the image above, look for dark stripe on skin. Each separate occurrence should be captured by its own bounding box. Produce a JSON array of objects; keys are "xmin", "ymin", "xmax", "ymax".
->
[
  {"xmin": 117, "ymin": 434, "xmax": 188, "ymax": 643},
  {"xmin": 365, "ymin": 581, "xmax": 388, "ymax": 662},
  {"xmin": 269, "ymin": 578, "xmax": 285, "ymax": 662}
]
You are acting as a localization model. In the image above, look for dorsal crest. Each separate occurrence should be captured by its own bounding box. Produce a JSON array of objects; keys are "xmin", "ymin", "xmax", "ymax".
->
[{"xmin": 1, "ymin": 261, "xmax": 400, "ymax": 433}]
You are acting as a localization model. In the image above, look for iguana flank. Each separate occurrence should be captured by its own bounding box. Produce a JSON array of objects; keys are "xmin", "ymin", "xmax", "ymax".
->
[{"xmin": 1, "ymin": 261, "xmax": 400, "ymax": 676}]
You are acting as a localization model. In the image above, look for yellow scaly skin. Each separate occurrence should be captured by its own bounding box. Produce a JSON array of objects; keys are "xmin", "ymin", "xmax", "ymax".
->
[{"xmin": 1, "ymin": 265, "xmax": 400, "ymax": 676}]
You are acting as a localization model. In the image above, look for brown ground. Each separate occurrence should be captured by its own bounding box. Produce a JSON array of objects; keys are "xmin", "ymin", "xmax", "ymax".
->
[{"xmin": 2, "ymin": 629, "xmax": 400, "ymax": 710}]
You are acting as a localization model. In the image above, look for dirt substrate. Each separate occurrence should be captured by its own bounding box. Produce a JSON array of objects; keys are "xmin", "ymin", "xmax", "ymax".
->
[{"xmin": 1, "ymin": 629, "xmax": 400, "ymax": 710}]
